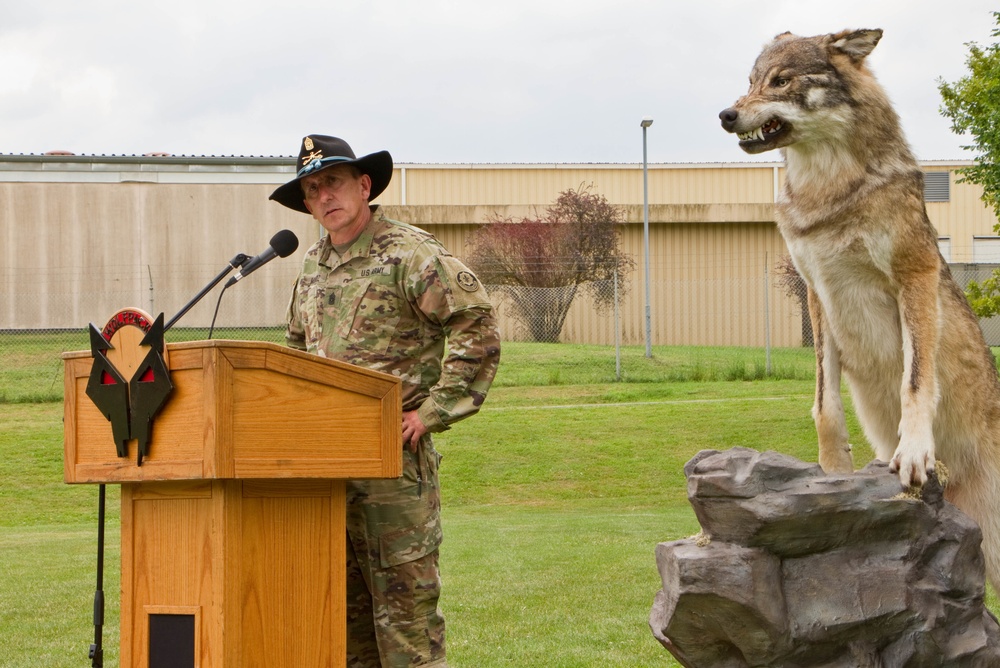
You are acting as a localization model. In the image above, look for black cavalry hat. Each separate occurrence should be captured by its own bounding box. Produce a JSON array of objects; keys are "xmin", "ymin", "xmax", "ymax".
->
[{"xmin": 269, "ymin": 135, "xmax": 393, "ymax": 213}]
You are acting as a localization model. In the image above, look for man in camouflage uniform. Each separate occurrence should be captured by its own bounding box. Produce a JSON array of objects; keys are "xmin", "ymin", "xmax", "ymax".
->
[{"xmin": 270, "ymin": 135, "xmax": 500, "ymax": 668}]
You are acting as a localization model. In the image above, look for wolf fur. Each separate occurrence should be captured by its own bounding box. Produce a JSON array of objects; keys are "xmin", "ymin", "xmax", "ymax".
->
[{"xmin": 720, "ymin": 29, "xmax": 1000, "ymax": 591}]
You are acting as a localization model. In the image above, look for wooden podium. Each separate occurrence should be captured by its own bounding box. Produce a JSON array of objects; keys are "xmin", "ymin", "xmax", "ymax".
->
[{"xmin": 62, "ymin": 340, "xmax": 402, "ymax": 668}]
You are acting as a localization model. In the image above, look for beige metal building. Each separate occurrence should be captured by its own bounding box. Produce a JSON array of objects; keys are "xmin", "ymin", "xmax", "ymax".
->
[{"xmin": 1, "ymin": 154, "xmax": 994, "ymax": 347}]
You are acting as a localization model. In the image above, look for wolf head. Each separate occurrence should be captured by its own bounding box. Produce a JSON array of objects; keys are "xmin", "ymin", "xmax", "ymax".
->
[{"xmin": 719, "ymin": 29, "xmax": 887, "ymax": 155}]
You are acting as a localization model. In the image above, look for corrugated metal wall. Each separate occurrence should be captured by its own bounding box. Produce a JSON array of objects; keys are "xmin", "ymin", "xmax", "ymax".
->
[
  {"xmin": 389, "ymin": 164, "xmax": 779, "ymax": 207},
  {"xmin": 424, "ymin": 220, "xmax": 798, "ymax": 347},
  {"xmin": 1, "ymin": 181, "xmax": 311, "ymax": 330},
  {"xmin": 1, "ymin": 159, "xmax": 992, "ymax": 349},
  {"xmin": 924, "ymin": 169, "xmax": 995, "ymax": 263}
]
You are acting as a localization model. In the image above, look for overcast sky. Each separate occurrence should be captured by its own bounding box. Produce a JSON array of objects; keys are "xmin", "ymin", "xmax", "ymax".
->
[{"xmin": 1, "ymin": 1, "xmax": 995, "ymax": 164}]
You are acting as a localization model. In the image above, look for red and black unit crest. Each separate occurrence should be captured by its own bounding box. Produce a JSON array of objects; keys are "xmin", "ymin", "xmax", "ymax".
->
[{"xmin": 85, "ymin": 308, "xmax": 173, "ymax": 465}]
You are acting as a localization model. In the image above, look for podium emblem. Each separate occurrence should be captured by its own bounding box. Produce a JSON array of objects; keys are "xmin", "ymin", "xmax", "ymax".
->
[{"xmin": 85, "ymin": 308, "xmax": 173, "ymax": 465}]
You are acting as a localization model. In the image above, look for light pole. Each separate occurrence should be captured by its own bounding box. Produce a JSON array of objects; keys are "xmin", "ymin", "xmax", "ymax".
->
[{"xmin": 641, "ymin": 117, "xmax": 653, "ymax": 358}]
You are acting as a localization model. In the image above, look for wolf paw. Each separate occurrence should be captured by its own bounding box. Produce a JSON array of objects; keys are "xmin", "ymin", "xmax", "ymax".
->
[{"xmin": 889, "ymin": 444, "xmax": 934, "ymax": 488}]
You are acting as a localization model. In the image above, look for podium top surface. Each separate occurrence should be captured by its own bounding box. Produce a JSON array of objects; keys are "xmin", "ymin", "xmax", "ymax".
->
[{"xmin": 63, "ymin": 339, "xmax": 403, "ymax": 484}]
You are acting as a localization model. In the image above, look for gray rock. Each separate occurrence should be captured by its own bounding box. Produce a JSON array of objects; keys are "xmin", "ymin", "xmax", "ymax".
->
[{"xmin": 650, "ymin": 448, "xmax": 1000, "ymax": 667}]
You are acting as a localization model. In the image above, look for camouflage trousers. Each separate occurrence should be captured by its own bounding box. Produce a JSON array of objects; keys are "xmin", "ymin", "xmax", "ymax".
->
[{"xmin": 345, "ymin": 436, "xmax": 448, "ymax": 668}]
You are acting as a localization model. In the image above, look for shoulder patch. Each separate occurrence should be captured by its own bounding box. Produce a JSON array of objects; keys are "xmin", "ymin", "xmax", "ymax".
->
[{"xmin": 456, "ymin": 270, "xmax": 480, "ymax": 292}]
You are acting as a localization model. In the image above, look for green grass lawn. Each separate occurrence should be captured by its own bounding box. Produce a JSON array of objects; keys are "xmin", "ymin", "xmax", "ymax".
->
[
  {"xmin": 1, "ymin": 381, "xmax": 829, "ymax": 668},
  {"xmin": 434, "ymin": 379, "xmax": 886, "ymax": 668},
  {"xmin": 0, "ymin": 402, "xmax": 122, "ymax": 666},
  {"xmin": 0, "ymin": 329, "xmax": 820, "ymax": 403},
  {"xmin": 1, "ymin": 339, "xmax": 997, "ymax": 666}
]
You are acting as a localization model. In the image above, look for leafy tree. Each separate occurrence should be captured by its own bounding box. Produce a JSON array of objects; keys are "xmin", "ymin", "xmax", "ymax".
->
[
  {"xmin": 939, "ymin": 12, "xmax": 1000, "ymax": 219},
  {"xmin": 938, "ymin": 12, "xmax": 1000, "ymax": 316},
  {"xmin": 466, "ymin": 184, "xmax": 634, "ymax": 342},
  {"xmin": 964, "ymin": 273, "xmax": 1000, "ymax": 318}
]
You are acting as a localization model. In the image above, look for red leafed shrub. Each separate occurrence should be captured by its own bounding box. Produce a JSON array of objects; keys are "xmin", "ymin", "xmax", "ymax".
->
[{"xmin": 466, "ymin": 184, "xmax": 634, "ymax": 342}]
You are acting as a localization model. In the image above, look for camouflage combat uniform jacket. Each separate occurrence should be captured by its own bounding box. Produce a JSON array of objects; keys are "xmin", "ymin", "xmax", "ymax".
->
[
  {"xmin": 286, "ymin": 206, "xmax": 500, "ymax": 431},
  {"xmin": 286, "ymin": 207, "xmax": 498, "ymax": 666}
]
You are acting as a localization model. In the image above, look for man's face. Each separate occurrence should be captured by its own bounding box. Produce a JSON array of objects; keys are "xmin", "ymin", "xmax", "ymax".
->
[{"xmin": 301, "ymin": 164, "xmax": 372, "ymax": 243}]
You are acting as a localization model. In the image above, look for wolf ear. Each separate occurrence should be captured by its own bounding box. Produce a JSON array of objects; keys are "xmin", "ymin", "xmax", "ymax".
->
[
  {"xmin": 829, "ymin": 29, "xmax": 883, "ymax": 62},
  {"xmin": 767, "ymin": 31, "xmax": 797, "ymax": 48}
]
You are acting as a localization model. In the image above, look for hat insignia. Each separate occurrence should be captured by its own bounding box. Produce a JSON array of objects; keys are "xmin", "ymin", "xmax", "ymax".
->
[
  {"xmin": 301, "ymin": 150, "xmax": 324, "ymax": 168},
  {"xmin": 303, "ymin": 137, "xmax": 314, "ymax": 151}
]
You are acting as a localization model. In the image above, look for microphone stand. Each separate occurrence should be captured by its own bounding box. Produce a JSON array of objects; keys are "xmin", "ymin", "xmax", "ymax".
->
[
  {"xmin": 164, "ymin": 253, "xmax": 250, "ymax": 332},
  {"xmin": 83, "ymin": 252, "xmax": 250, "ymax": 662},
  {"xmin": 88, "ymin": 484, "xmax": 105, "ymax": 667}
]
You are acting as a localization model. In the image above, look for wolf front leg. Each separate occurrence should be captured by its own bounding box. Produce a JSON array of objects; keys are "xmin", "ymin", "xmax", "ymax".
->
[
  {"xmin": 808, "ymin": 288, "xmax": 853, "ymax": 473},
  {"xmin": 890, "ymin": 265, "xmax": 941, "ymax": 488}
]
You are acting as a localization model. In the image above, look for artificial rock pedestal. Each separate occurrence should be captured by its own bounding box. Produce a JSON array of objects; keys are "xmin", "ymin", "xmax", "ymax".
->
[{"xmin": 649, "ymin": 448, "xmax": 1000, "ymax": 668}]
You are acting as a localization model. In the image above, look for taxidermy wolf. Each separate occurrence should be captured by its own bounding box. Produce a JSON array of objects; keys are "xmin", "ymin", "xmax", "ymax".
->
[{"xmin": 720, "ymin": 28, "xmax": 1000, "ymax": 590}]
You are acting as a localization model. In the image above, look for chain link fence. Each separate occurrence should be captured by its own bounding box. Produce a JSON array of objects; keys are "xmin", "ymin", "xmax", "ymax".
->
[
  {"xmin": 1, "ymin": 260, "xmax": 811, "ymax": 403},
  {"xmin": 6, "ymin": 260, "xmax": 1000, "ymax": 403}
]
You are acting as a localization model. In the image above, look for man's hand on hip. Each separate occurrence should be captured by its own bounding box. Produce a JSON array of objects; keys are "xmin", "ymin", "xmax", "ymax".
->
[{"xmin": 402, "ymin": 411, "xmax": 428, "ymax": 452}]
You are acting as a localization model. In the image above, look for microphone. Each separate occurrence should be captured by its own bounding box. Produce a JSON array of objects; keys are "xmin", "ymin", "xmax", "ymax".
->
[{"xmin": 224, "ymin": 230, "xmax": 299, "ymax": 288}]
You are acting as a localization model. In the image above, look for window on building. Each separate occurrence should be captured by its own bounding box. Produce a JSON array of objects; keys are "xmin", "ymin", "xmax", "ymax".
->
[
  {"xmin": 938, "ymin": 237, "xmax": 951, "ymax": 263},
  {"xmin": 924, "ymin": 171, "xmax": 950, "ymax": 202},
  {"xmin": 973, "ymin": 237, "xmax": 1000, "ymax": 264}
]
